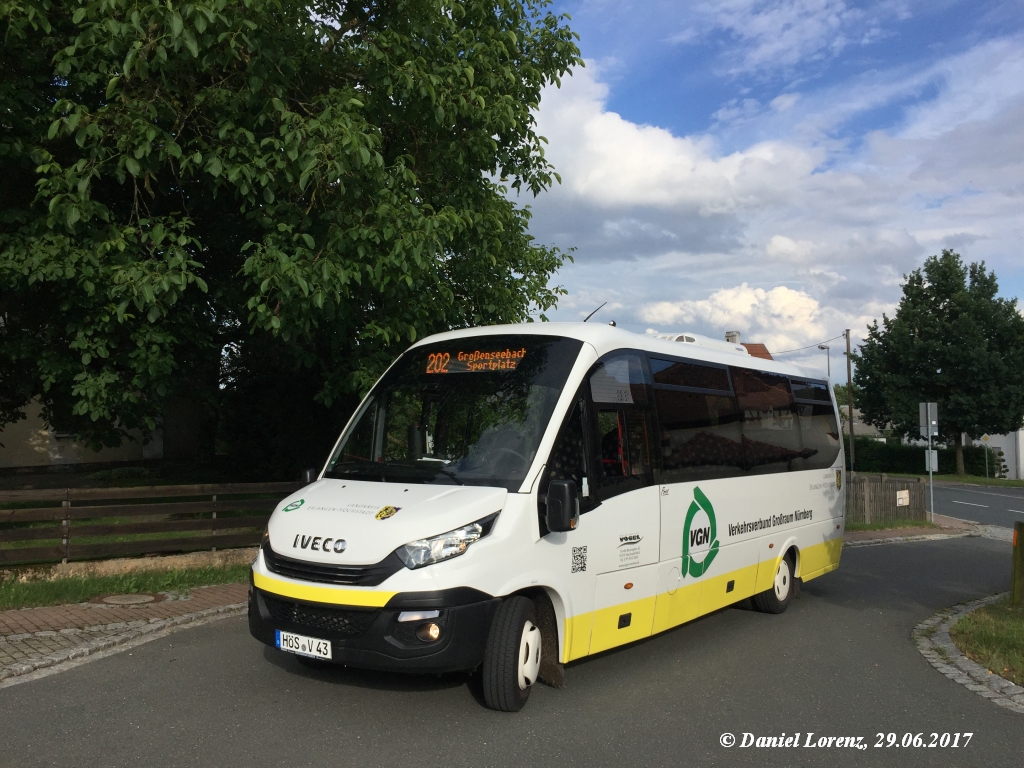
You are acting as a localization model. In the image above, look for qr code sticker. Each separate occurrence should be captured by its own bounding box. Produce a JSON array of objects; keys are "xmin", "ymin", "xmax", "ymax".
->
[{"xmin": 571, "ymin": 546, "xmax": 587, "ymax": 573}]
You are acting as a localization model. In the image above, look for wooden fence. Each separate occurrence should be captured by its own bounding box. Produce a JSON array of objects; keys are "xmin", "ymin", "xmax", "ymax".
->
[
  {"xmin": 0, "ymin": 482, "xmax": 301, "ymax": 566},
  {"xmin": 846, "ymin": 474, "xmax": 927, "ymax": 524}
]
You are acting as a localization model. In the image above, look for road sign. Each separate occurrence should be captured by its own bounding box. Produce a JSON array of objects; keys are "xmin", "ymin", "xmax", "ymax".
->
[
  {"xmin": 919, "ymin": 402, "xmax": 938, "ymax": 438},
  {"xmin": 919, "ymin": 402, "xmax": 938, "ymax": 524},
  {"xmin": 981, "ymin": 434, "xmax": 991, "ymax": 444}
]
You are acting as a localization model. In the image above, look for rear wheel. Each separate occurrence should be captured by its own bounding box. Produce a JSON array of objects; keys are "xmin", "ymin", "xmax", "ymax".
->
[
  {"xmin": 753, "ymin": 553, "xmax": 794, "ymax": 614},
  {"xmin": 481, "ymin": 596, "xmax": 541, "ymax": 712}
]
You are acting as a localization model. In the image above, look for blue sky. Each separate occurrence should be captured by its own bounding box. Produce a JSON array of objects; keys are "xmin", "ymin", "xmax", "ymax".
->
[{"xmin": 526, "ymin": 0, "xmax": 1024, "ymax": 370}]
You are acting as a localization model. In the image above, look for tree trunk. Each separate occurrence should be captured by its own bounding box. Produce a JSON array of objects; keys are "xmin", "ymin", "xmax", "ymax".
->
[{"xmin": 955, "ymin": 434, "xmax": 966, "ymax": 475}]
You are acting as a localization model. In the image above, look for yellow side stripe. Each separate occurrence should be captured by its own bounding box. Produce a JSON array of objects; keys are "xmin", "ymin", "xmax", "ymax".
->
[
  {"xmin": 563, "ymin": 538, "xmax": 842, "ymax": 663},
  {"xmin": 253, "ymin": 571, "xmax": 397, "ymax": 608}
]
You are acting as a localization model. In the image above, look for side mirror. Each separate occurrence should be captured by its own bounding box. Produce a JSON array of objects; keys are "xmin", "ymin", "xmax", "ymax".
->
[
  {"xmin": 545, "ymin": 479, "xmax": 580, "ymax": 533},
  {"xmin": 301, "ymin": 467, "xmax": 318, "ymax": 484}
]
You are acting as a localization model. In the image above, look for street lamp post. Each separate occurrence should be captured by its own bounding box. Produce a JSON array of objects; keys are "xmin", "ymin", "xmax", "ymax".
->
[
  {"xmin": 818, "ymin": 344, "xmax": 830, "ymax": 378},
  {"xmin": 845, "ymin": 330, "xmax": 855, "ymax": 472}
]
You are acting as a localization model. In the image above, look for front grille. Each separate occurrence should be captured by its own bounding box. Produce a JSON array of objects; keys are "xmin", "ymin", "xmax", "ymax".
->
[
  {"xmin": 262, "ymin": 542, "xmax": 403, "ymax": 586},
  {"xmin": 263, "ymin": 593, "xmax": 380, "ymax": 638}
]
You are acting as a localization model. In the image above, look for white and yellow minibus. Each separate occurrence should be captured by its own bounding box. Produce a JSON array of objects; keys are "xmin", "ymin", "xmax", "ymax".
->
[{"xmin": 249, "ymin": 323, "xmax": 845, "ymax": 710}]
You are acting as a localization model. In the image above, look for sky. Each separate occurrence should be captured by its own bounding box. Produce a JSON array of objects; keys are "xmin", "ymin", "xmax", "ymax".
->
[{"xmin": 522, "ymin": 0, "xmax": 1024, "ymax": 373}]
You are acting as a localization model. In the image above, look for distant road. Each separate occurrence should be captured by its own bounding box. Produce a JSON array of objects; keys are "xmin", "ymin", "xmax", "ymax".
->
[{"xmin": 930, "ymin": 483, "xmax": 1024, "ymax": 528}]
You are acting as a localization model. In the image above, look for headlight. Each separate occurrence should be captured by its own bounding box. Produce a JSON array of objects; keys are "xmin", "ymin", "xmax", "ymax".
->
[{"xmin": 396, "ymin": 514, "xmax": 498, "ymax": 569}]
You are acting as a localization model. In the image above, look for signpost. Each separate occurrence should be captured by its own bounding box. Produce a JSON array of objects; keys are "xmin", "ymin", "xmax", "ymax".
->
[
  {"xmin": 981, "ymin": 434, "xmax": 991, "ymax": 480},
  {"xmin": 920, "ymin": 402, "xmax": 938, "ymax": 523},
  {"xmin": 1013, "ymin": 522, "xmax": 1023, "ymax": 607}
]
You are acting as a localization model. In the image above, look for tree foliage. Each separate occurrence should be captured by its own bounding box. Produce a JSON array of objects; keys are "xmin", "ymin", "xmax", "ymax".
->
[
  {"xmin": 853, "ymin": 250, "xmax": 1024, "ymax": 473},
  {"xmin": 0, "ymin": 0, "xmax": 580, "ymax": 471}
]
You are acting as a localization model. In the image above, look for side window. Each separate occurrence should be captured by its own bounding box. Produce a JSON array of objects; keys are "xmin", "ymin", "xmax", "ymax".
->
[
  {"xmin": 656, "ymin": 389, "xmax": 743, "ymax": 482},
  {"xmin": 539, "ymin": 396, "xmax": 594, "ymax": 534},
  {"xmin": 731, "ymin": 368, "xmax": 807, "ymax": 473},
  {"xmin": 542, "ymin": 398, "xmax": 590, "ymax": 498},
  {"xmin": 791, "ymin": 378, "xmax": 841, "ymax": 470},
  {"xmin": 596, "ymin": 409, "xmax": 651, "ymax": 479},
  {"xmin": 649, "ymin": 362, "xmax": 842, "ymax": 481},
  {"xmin": 588, "ymin": 352, "xmax": 654, "ymax": 501}
]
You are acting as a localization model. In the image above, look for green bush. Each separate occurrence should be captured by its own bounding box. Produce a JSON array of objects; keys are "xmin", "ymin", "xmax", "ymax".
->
[{"xmin": 843, "ymin": 435, "xmax": 1000, "ymax": 475}]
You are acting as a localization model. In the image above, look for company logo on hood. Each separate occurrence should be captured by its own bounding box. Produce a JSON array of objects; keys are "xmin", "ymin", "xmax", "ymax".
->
[
  {"xmin": 375, "ymin": 505, "xmax": 400, "ymax": 521},
  {"xmin": 282, "ymin": 499, "xmax": 305, "ymax": 512}
]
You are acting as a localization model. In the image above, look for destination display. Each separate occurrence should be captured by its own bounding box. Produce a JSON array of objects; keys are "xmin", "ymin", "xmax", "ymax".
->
[{"xmin": 425, "ymin": 347, "xmax": 527, "ymax": 374}]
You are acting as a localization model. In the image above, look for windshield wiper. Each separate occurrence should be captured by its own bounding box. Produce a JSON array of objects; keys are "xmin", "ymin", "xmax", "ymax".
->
[
  {"xmin": 385, "ymin": 461, "xmax": 464, "ymax": 485},
  {"xmin": 324, "ymin": 461, "xmax": 385, "ymax": 481},
  {"xmin": 431, "ymin": 467, "xmax": 465, "ymax": 485}
]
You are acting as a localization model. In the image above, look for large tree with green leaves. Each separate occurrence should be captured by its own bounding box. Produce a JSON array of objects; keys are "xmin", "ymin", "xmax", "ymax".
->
[
  {"xmin": 854, "ymin": 250, "xmax": 1024, "ymax": 474},
  {"xmin": 1, "ymin": 0, "xmax": 580, "ymax": 475}
]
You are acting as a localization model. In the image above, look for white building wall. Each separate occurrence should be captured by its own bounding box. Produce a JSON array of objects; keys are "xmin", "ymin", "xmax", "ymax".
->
[{"xmin": 971, "ymin": 430, "xmax": 1023, "ymax": 480}]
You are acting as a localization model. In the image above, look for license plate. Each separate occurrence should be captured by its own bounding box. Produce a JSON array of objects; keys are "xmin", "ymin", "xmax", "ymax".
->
[{"xmin": 275, "ymin": 630, "xmax": 332, "ymax": 660}]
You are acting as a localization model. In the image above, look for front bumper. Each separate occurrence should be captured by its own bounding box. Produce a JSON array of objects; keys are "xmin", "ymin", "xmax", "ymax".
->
[{"xmin": 248, "ymin": 580, "xmax": 500, "ymax": 674}]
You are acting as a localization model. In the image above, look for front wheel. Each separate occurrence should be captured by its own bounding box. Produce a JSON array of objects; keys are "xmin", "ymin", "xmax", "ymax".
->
[
  {"xmin": 481, "ymin": 596, "xmax": 542, "ymax": 712},
  {"xmin": 752, "ymin": 554, "xmax": 794, "ymax": 614}
]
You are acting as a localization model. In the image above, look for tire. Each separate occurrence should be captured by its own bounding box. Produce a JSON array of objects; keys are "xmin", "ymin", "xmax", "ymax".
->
[
  {"xmin": 752, "ymin": 552, "xmax": 794, "ymax": 614},
  {"xmin": 481, "ymin": 596, "xmax": 542, "ymax": 712}
]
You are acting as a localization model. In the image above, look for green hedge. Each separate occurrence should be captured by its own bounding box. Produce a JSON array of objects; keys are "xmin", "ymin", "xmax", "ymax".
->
[{"xmin": 843, "ymin": 435, "xmax": 1003, "ymax": 476}]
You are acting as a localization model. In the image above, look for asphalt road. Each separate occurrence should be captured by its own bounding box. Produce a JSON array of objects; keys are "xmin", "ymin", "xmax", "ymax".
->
[
  {"xmin": 931, "ymin": 483, "xmax": 1024, "ymax": 528},
  {"xmin": 1, "ymin": 537, "xmax": 1020, "ymax": 768}
]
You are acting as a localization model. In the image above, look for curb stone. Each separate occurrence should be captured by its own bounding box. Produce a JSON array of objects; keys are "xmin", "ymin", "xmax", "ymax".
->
[
  {"xmin": 844, "ymin": 532, "xmax": 973, "ymax": 548},
  {"xmin": 913, "ymin": 592, "xmax": 1024, "ymax": 715},
  {"xmin": 0, "ymin": 602, "xmax": 245, "ymax": 684},
  {"xmin": 845, "ymin": 522, "xmax": 1012, "ymax": 549}
]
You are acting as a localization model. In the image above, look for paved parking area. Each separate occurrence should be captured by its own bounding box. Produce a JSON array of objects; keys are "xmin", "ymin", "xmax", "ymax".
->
[
  {"xmin": 0, "ymin": 584, "xmax": 247, "ymax": 681},
  {"xmin": 0, "ymin": 537, "xmax": 1019, "ymax": 767}
]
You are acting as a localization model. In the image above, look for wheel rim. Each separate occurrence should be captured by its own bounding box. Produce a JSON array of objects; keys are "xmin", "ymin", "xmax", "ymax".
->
[
  {"xmin": 517, "ymin": 620, "xmax": 542, "ymax": 690},
  {"xmin": 774, "ymin": 558, "xmax": 791, "ymax": 601}
]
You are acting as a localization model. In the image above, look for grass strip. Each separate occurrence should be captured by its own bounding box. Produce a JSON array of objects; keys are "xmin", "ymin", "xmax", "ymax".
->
[
  {"xmin": 845, "ymin": 519, "xmax": 939, "ymax": 532},
  {"xmin": 949, "ymin": 599, "xmax": 1024, "ymax": 686},
  {"xmin": 0, "ymin": 564, "xmax": 250, "ymax": 611}
]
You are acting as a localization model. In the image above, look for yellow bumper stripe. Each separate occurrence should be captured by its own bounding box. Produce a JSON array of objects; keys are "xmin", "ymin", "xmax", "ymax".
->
[{"xmin": 253, "ymin": 571, "xmax": 397, "ymax": 608}]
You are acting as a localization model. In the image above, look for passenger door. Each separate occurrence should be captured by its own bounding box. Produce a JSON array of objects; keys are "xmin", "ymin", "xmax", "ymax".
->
[{"xmin": 583, "ymin": 353, "xmax": 661, "ymax": 654}]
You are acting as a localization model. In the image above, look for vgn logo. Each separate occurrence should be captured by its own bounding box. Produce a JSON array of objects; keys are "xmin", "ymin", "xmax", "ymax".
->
[
  {"xmin": 282, "ymin": 499, "xmax": 305, "ymax": 512},
  {"xmin": 681, "ymin": 487, "xmax": 720, "ymax": 578}
]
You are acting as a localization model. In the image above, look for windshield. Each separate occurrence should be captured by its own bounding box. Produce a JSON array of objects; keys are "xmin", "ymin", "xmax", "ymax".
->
[{"xmin": 324, "ymin": 334, "xmax": 584, "ymax": 490}]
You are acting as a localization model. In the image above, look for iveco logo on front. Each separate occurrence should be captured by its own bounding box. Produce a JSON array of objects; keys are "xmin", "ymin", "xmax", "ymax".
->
[{"xmin": 292, "ymin": 534, "xmax": 346, "ymax": 553}]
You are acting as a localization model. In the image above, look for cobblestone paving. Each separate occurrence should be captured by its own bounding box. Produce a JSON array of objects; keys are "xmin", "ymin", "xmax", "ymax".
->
[
  {"xmin": 0, "ymin": 583, "xmax": 247, "ymax": 682},
  {"xmin": 914, "ymin": 592, "xmax": 1024, "ymax": 715}
]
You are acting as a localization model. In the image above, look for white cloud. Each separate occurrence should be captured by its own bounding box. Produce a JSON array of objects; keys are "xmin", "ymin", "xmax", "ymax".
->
[
  {"xmin": 765, "ymin": 235, "xmax": 815, "ymax": 261},
  {"xmin": 770, "ymin": 93, "xmax": 800, "ymax": 112},
  {"xmin": 704, "ymin": 0, "xmax": 856, "ymax": 74},
  {"xmin": 675, "ymin": 0, "xmax": 914, "ymax": 79},
  {"xmin": 528, "ymin": 35, "xmax": 1024, "ymax": 351},
  {"xmin": 537, "ymin": 66, "xmax": 819, "ymax": 213},
  {"xmin": 639, "ymin": 283, "xmax": 826, "ymax": 352}
]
